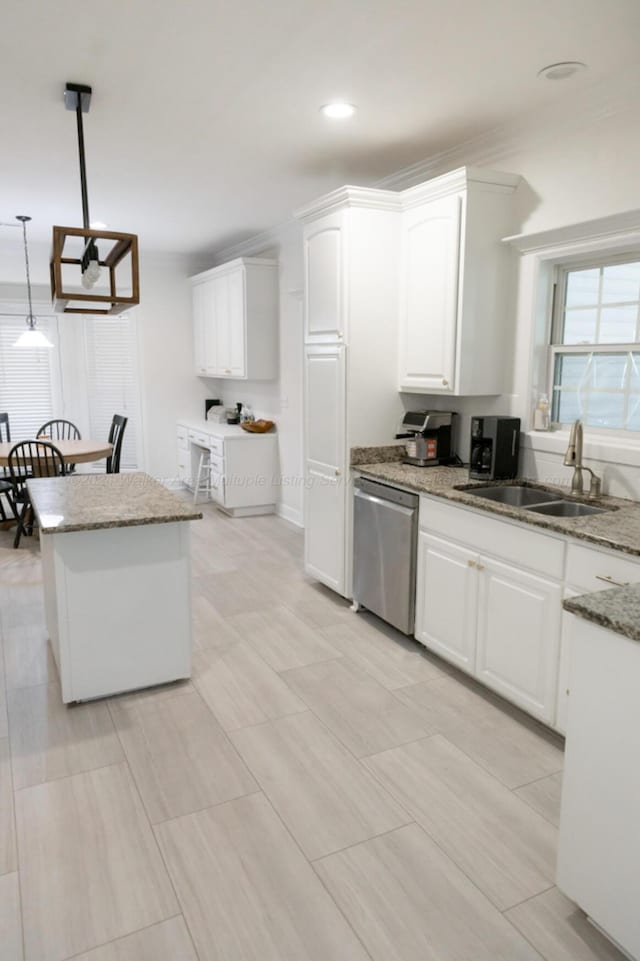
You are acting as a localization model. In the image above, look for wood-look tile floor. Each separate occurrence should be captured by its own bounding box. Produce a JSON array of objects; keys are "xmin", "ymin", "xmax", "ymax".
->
[{"xmin": 0, "ymin": 505, "xmax": 627, "ymax": 961}]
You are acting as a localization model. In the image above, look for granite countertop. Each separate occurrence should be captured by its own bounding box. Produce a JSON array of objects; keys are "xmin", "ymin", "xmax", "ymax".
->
[
  {"xmin": 27, "ymin": 473, "xmax": 203, "ymax": 534},
  {"xmin": 351, "ymin": 455, "xmax": 640, "ymax": 558},
  {"xmin": 564, "ymin": 586, "xmax": 640, "ymax": 642}
]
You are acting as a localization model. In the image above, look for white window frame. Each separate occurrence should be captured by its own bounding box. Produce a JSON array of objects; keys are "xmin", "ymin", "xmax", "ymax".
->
[
  {"xmin": 506, "ymin": 209, "xmax": 640, "ymax": 470},
  {"xmin": 548, "ymin": 252, "xmax": 640, "ymax": 435}
]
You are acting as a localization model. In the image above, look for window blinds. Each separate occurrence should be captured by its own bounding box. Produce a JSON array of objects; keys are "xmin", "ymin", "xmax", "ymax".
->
[
  {"xmin": 82, "ymin": 315, "xmax": 141, "ymax": 471},
  {"xmin": 0, "ymin": 317, "xmax": 55, "ymax": 439}
]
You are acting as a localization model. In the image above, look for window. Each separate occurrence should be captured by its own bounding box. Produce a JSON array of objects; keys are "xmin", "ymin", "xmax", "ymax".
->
[
  {"xmin": 82, "ymin": 313, "xmax": 142, "ymax": 471},
  {"xmin": 0, "ymin": 314, "xmax": 59, "ymax": 438},
  {"xmin": 551, "ymin": 257, "xmax": 640, "ymax": 431}
]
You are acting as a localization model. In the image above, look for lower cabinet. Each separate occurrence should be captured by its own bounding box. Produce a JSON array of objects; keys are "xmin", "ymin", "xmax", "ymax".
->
[
  {"xmin": 415, "ymin": 528, "xmax": 562, "ymax": 725},
  {"xmin": 475, "ymin": 557, "xmax": 561, "ymax": 723},
  {"xmin": 415, "ymin": 533, "xmax": 477, "ymax": 672},
  {"xmin": 304, "ymin": 466, "xmax": 345, "ymax": 593}
]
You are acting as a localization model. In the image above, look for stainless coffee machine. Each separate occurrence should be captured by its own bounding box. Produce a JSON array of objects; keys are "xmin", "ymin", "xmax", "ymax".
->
[{"xmin": 396, "ymin": 411, "xmax": 457, "ymax": 467}]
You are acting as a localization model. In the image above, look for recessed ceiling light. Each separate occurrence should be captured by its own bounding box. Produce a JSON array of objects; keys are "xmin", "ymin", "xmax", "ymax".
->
[
  {"xmin": 90, "ymin": 220, "xmax": 108, "ymax": 229},
  {"xmin": 538, "ymin": 61, "xmax": 587, "ymax": 81},
  {"xmin": 320, "ymin": 102, "xmax": 357, "ymax": 120}
]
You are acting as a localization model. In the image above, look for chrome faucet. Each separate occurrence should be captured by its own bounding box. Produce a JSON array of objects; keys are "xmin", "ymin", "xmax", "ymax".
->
[{"xmin": 563, "ymin": 419, "xmax": 602, "ymax": 497}]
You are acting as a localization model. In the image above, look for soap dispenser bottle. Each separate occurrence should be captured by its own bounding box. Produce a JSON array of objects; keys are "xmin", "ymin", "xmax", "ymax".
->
[{"xmin": 533, "ymin": 393, "xmax": 551, "ymax": 431}]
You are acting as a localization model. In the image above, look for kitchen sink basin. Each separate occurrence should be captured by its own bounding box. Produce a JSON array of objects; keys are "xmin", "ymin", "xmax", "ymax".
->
[
  {"xmin": 464, "ymin": 485, "xmax": 561, "ymax": 507},
  {"xmin": 525, "ymin": 500, "xmax": 609, "ymax": 518}
]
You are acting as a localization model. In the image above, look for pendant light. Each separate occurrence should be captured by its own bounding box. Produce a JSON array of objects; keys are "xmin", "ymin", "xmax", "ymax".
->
[
  {"xmin": 13, "ymin": 216, "xmax": 53, "ymax": 348},
  {"xmin": 50, "ymin": 82, "xmax": 139, "ymax": 315}
]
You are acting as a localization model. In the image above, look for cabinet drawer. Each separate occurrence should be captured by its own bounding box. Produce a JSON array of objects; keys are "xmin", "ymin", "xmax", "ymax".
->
[
  {"xmin": 565, "ymin": 543, "xmax": 640, "ymax": 593},
  {"xmin": 207, "ymin": 436, "xmax": 224, "ymax": 457},
  {"xmin": 188, "ymin": 430, "xmax": 209, "ymax": 447},
  {"xmin": 208, "ymin": 452, "xmax": 224, "ymax": 474},
  {"xmin": 209, "ymin": 469, "xmax": 224, "ymax": 504},
  {"xmin": 420, "ymin": 496, "xmax": 565, "ymax": 579},
  {"xmin": 176, "ymin": 425, "xmax": 189, "ymax": 449}
]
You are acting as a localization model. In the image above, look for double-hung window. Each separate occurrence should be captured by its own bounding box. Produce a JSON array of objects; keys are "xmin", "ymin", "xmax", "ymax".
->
[{"xmin": 550, "ymin": 256, "xmax": 640, "ymax": 432}]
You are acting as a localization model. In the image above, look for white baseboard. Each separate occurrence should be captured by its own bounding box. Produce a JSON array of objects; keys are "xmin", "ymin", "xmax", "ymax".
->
[{"xmin": 277, "ymin": 503, "xmax": 304, "ymax": 528}]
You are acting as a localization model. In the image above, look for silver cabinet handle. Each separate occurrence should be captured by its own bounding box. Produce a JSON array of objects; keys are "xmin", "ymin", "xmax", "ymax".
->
[
  {"xmin": 442, "ymin": 378, "xmax": 449, "ymax": 386},
  {"xmin": 335, "ymin": 468, "xmax": 342, "ymax": 477},
  {"xmin": 595, "ymin": 574, "xmax": 628, "ymax": 588}
]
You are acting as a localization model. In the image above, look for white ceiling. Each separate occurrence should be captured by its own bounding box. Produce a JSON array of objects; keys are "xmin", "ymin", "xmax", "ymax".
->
[{"xmin": 1, "ymin": 0, "xmax": 639, "ymax": 259}]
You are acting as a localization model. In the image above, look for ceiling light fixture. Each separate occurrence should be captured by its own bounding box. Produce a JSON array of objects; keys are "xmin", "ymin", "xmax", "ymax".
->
[
  {"xmin": 14, "ymin": 216, "xmax": 53, "ymax": 348},
  {"xmin": 50, "ymin": 82, "xmax": 139, "ymax": 315},
  {"xmin": 320, "ymin": 102, "xmax": 357, "ymax": 119},
  {"xmin": 538, "ymin": 61, "xmax": 587, "ymax": 81}
]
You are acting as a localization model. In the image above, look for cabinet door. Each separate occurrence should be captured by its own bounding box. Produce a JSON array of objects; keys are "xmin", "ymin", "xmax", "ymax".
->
[
  {"xmin": 399, "ymin": 193, "xmax": 461, "ymax": 392},
  {"xmin": 415, "ymin": 532, "xmax": 477, "ymax": 672},
  {"xmin": 227, "ymin": 266, "xmax": 246, "ymax": 376},
  {"xmin": 214, "ymin": 274, "xmax": 230, "ymax": 375},
  {"xmin": 192, "ymin": 283, "xmax": 209, "ymax": 375},
  {"xmin": 476, "ymin": 557, "xmax": 561, "ymax": 723},
  {"xmin": 303, "ymin": 344, "xmax": 346, "ymax": 593},
  {"xmin": 303, "ymin": 211, "xmax": 346, "ymax": 343}
]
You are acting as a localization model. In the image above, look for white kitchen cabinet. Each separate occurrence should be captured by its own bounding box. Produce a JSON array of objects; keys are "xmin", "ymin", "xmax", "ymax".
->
[
  {"xmin": 398, "ymin": 167, "xmax": 519, "ymax": 395},
  {"xmin": 190, "ymin": 257, "xmax": 278, "ymax": 380},
  {"xmin": 192, "ymin": 280, "xmax": 212, "ymax": 376},
  {"xmin": 296, "ymin": 187, "xmax": 403, "ymax": 597},
  {"xmin": 399, "ymin": 193, "xmax": 461, "ymax": 392},
  {"xmin": 415, "ymin": 532, "xmax": 477, "ymax": 672},
  {"xmin": 303, "ymin": 210, "xmax": 346, "ymax": 343},
  {"xmin": 303, "ymin": 344, "xmax": 346, "ymax": 591},
  {"xmin": 416, "ymin": 496, "xmax": 565, "ymax": 725},
  {"xmin": 476, "ymin": 556, "xmax": 562, "ymax": 723}
]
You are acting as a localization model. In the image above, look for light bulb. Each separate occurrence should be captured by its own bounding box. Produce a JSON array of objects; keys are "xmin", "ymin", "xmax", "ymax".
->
[
  {"xmin": 81, "ymin": 259, "xmax": 102, "ymax": 289},
  {"xmin": 320, "ymin": 102, "xmax": 357, "ymax": 119}
]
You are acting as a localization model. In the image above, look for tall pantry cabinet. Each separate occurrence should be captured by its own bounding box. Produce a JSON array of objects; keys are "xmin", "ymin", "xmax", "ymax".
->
[{"xmin": 296, "ymin": 188, "xmax": 402, "ymax": 597}]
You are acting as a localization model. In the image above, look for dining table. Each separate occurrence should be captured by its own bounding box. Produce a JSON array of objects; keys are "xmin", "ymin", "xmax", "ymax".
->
[{"xmin": 0, "ymin": 438, "xmax": 113, "ymax": 468}]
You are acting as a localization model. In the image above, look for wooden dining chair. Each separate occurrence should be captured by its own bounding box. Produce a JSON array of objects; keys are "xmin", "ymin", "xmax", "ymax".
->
[
  {"xmin": 0, "ymin": 413, "xmax": 17, "ymax": 524},
  {"xmin": 106, "ymin": 415, "xmax": 128, "ymax": 474},
  {"xmin": 8, "ymin": 440, "xmax": 65, "ymax": 548},
  {"xmin": 38, "ymin": 419, "xmax": 81, "ymax": 475}
]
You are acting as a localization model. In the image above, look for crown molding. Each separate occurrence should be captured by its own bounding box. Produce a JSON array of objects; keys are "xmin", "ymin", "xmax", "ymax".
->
[
  {"xmin": 375, "ymin": 66, "xmax": 640, "ymax": 191},
  {"xmin": 206, "ymin": 217, "xmax": 296, "ymax": 266},
  {"xmin": 294, "ymin": 185, "xmax": 401, "ymax": 222},
  {"xmin": 505, "ymin": 208, "xmax": 640, "ymax": 254},
  {"xmin": 400, "ymin": 166, "xmax": 520, "ymax": 209}
]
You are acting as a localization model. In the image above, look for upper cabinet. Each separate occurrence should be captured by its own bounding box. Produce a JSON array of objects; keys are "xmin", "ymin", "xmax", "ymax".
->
[
  {"xmin": 190, "ymin": 257, "xmax": 278, "ymax": 380},
  {"xmin": 303, "ymin": 210, "xmax": 346, "ymax": 343},
  {"xmin": 398, "ymin": 167, "xmax": 520, "ymax": 396}
]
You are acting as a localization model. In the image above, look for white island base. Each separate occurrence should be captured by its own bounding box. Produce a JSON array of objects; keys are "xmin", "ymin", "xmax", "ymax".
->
[
  {"xmin": 41, "ymin": 521, "xmax": 192, "ymax": 703},
  {"xmin": 557, "ymin": 615, "xmax": 640, "ymax": 961}
]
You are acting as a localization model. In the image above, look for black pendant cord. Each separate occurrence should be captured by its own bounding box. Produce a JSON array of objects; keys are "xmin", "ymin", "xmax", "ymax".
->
[
  {"xmin": 75, "ymin": 100, "xmax": 91, "ymax": 231},
  {"xmin": 16, "ymin": 216, "xmax": 35, "ymax": 328}
]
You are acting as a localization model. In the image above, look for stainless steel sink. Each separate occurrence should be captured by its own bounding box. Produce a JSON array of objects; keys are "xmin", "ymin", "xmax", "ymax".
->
[
  {"xmin": 525, "ymin": 500, "xmax": 608, "ymax": 517},
  {"xmin": 464, "ymin": 485, "xmax": 561, "ymax": 507}
]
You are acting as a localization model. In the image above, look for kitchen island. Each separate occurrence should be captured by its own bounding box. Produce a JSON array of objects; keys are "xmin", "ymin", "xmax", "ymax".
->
[
  {"xmin": 557, "ymin": 586, "xmax": 640, "ymax": 961},
  {"xmin": 27, "ymin": 473, "xmax": 202, "ymax": 703}
]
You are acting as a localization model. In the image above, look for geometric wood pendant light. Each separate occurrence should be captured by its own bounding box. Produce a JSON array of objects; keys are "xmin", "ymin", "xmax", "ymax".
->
[{"xmin": 50, "ymin": 83, "xmax": 140, "ymax": 315}]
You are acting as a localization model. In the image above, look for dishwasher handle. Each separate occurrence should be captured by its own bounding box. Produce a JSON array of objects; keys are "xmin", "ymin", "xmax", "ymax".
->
[{"xmin": 354, "ymin": 487, "xmax": 416, "ymax": 517}]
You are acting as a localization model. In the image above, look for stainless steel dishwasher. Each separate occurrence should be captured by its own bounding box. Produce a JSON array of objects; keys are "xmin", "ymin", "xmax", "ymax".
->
[{"xmin": 352, "ymin": 477, "xmax": 419, "ymax": 635}]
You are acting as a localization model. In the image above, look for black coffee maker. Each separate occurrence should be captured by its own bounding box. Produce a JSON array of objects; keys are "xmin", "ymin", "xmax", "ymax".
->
[{"xmin": 469, "ymin": 416, "xmax": 521, "ymax": 480}]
